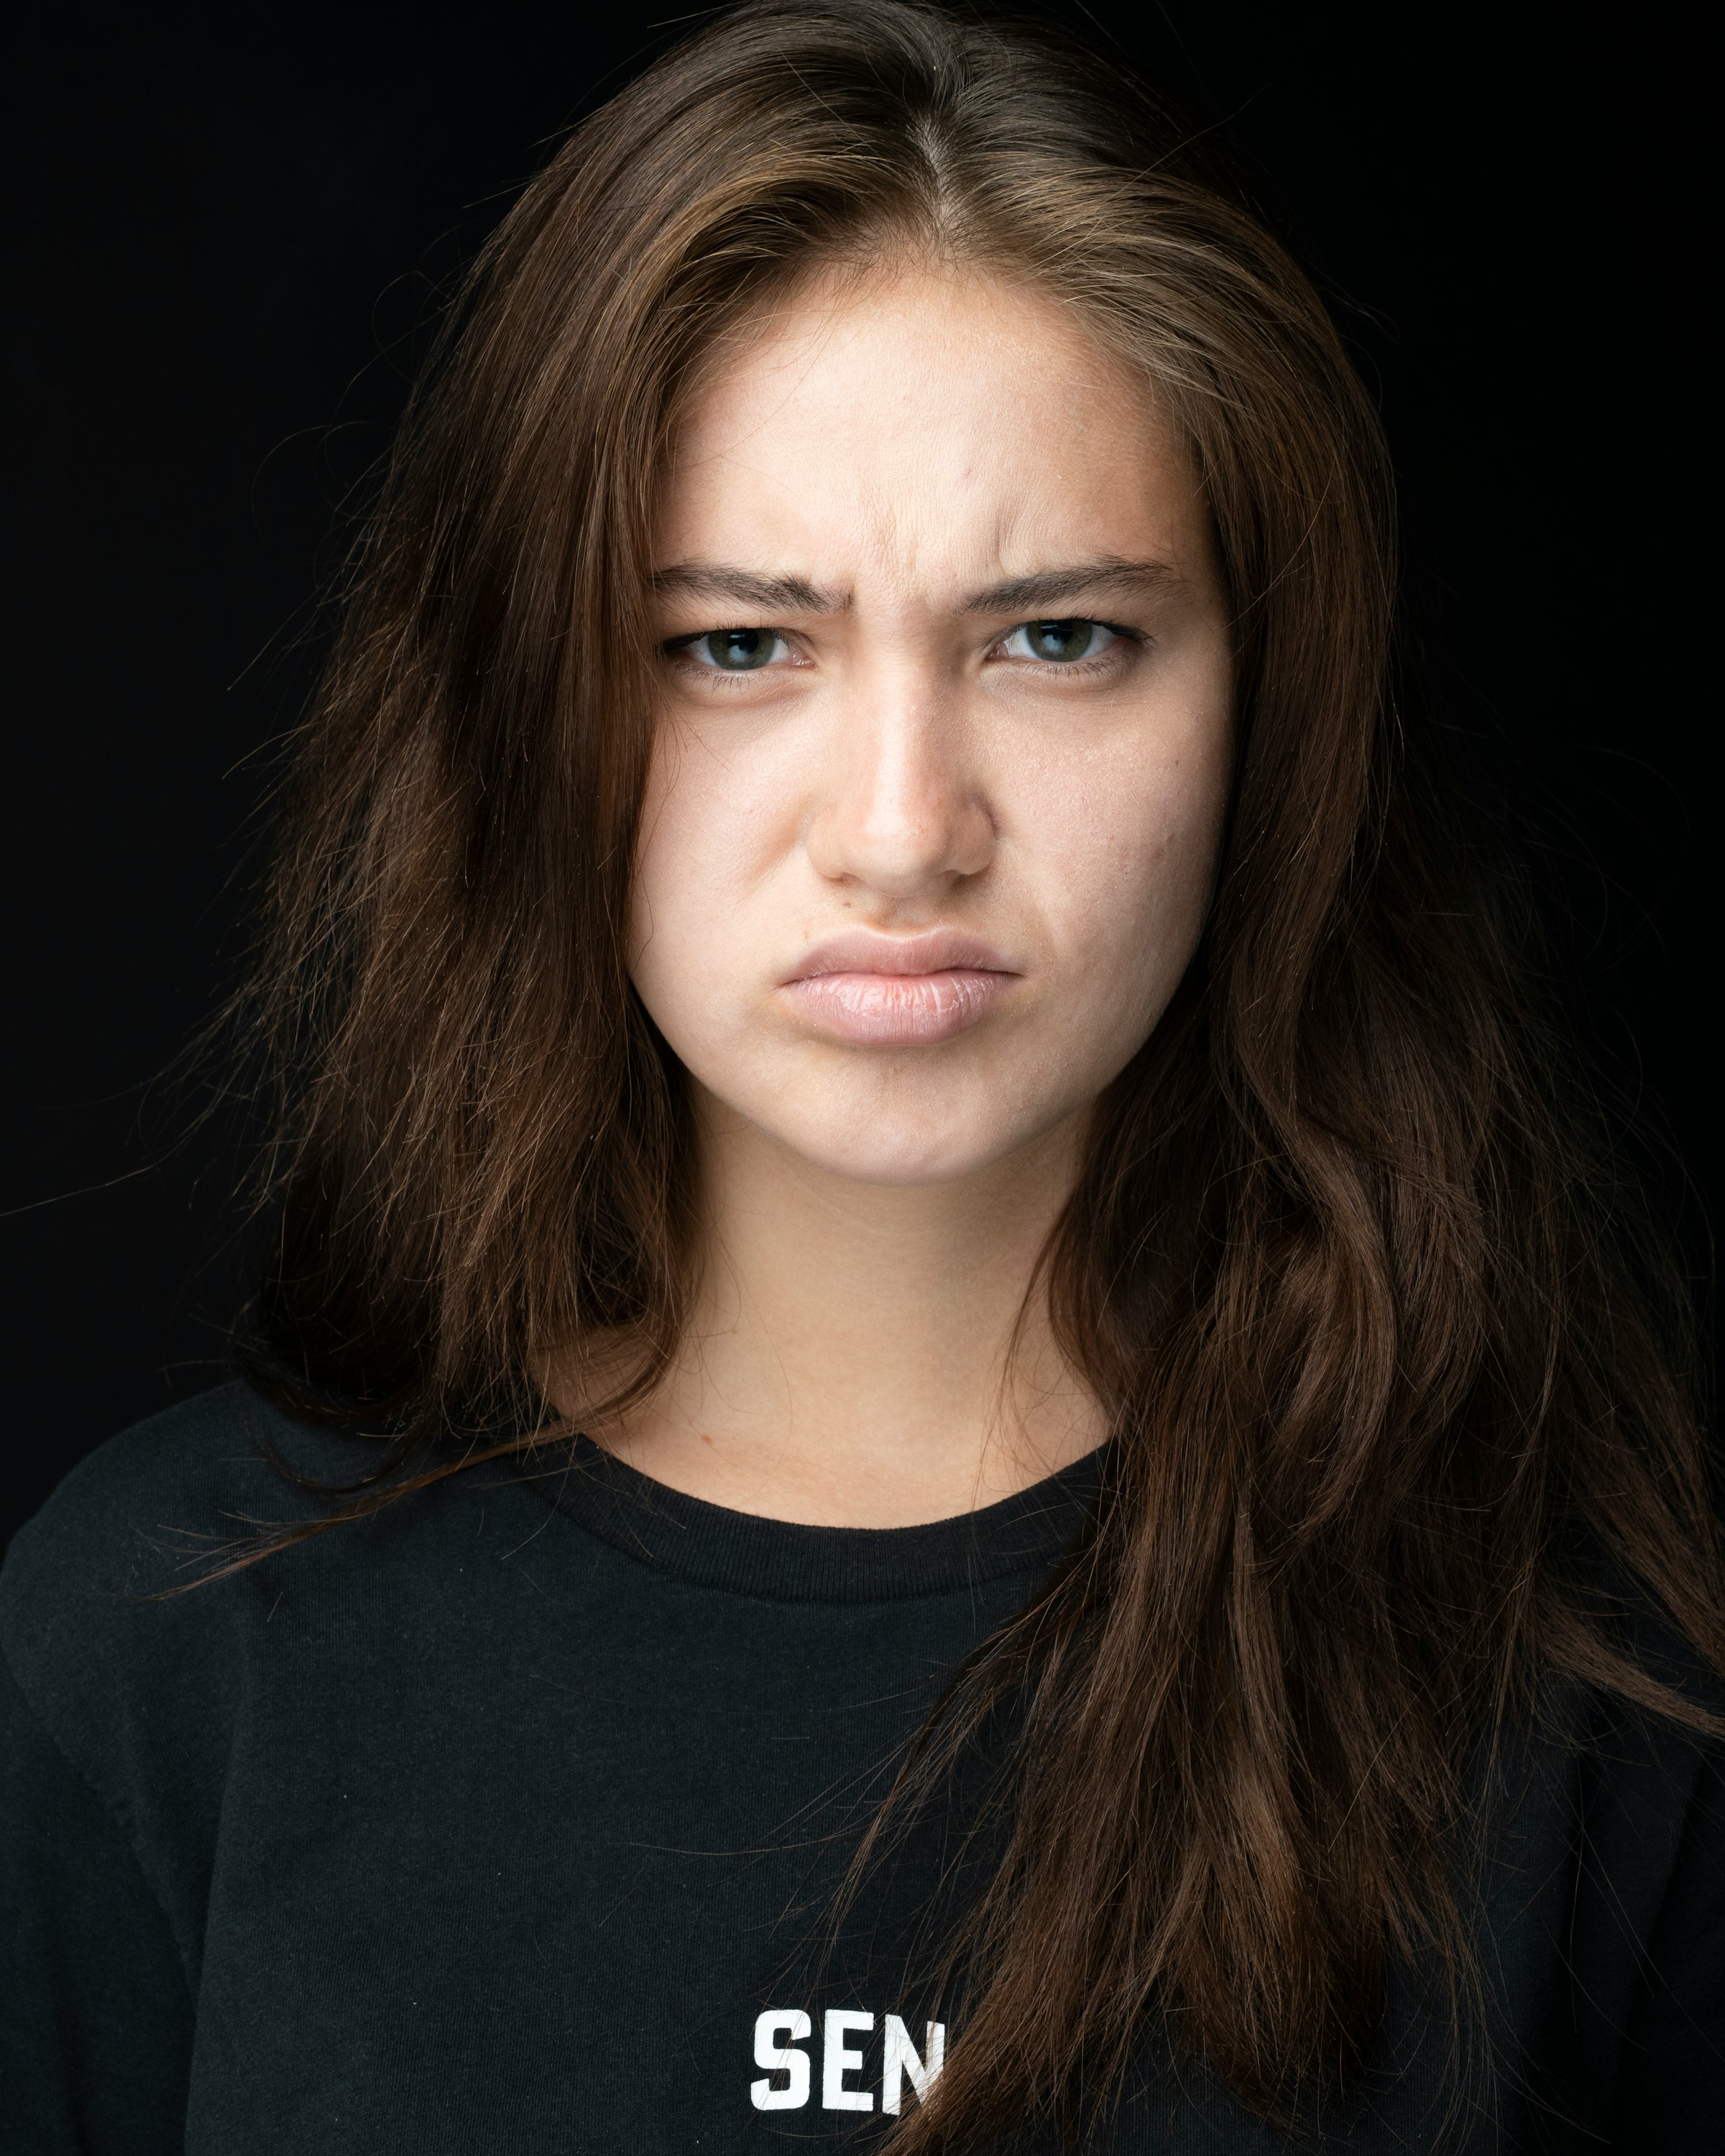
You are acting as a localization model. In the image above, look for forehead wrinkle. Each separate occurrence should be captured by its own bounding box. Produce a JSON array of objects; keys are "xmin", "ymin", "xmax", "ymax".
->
[{"xmin": 860, "ymin": 471, "xmax": 937, "ymax": 600}]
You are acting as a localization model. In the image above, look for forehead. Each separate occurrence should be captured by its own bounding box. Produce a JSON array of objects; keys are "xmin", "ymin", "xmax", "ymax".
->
[{"xmin": 656, "ymin": 265, "xmax": 1205, "ymax": 593}]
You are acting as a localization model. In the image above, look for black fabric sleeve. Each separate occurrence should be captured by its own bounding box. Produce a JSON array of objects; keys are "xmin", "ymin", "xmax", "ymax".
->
[
  {"xmin": 0, "ymin": 1645, "xmax": 192, "ymax": 2155},
  {"xmin": 1606, "ymin": 1741, "xmax": 1725, "ymax": 2152}
]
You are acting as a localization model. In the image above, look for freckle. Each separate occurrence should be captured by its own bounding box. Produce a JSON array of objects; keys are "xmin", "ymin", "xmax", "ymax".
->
[{"xmin": 700, "ymin": 1433, "xmax": 715, "ymax": 1446}]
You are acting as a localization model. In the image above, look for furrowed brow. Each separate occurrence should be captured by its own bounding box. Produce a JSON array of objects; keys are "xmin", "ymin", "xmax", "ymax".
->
[
  {"xmin": 652, "ymin": 563, "xmax": 846, "ymax": 615},
  {"xmin": 962, "ymin": 558, "xmax": 1183, "ymax": 616}
]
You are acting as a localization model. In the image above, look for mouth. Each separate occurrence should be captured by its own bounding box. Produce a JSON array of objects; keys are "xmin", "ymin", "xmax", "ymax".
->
[{"xmin": 779, "ymin": 931, "xmax": 1019, "ymax": 1047}]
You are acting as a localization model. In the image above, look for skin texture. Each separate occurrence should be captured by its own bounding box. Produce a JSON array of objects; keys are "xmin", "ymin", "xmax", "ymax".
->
[{"xmin": 575, "ymin": 264, "xmax": 1234, "ymax": 1525}]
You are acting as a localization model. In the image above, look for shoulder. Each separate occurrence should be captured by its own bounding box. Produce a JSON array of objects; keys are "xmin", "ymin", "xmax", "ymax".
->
[
  {"xmin": 1573, "ymin": 1645, "xmax": 1725, "ymax": 1876},
  {"xmin": 0, "ymin": 1383, "xmax": 379, "ymax": 1769},
  {"xmin": 1, "ymin": 1381, "xmax": 370, "ymax": 1615},
  {"xmin": 1513, "ymin": 1628, "xmax": 1725, "ymax": 1997}
]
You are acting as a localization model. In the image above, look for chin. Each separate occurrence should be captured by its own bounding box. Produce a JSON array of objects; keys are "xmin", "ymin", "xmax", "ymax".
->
[{"xmin": 772, "ymin": 1100, "xmax": 1051, "ymax": 1188}]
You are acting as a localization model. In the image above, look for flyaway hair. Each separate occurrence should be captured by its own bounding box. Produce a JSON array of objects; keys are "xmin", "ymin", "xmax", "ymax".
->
[{"xmin": 221, "ymin": 2, "xmax": 1721, "ymax": 2144}]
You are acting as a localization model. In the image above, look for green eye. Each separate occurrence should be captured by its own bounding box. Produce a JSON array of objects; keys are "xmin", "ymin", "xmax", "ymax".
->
[
  {"xmin": 699, "ymin": 627, "xmax": 779, "ymax": 670},
  {"xmin": 1023, "ymin": 619, "xmax": 1097, "ymax": 661}
]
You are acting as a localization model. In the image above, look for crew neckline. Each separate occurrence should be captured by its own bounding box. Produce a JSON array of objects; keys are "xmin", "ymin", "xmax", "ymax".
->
[{"xmin": 520, "ymin": 1435, "xmax": 1108, "ymax": 1605}]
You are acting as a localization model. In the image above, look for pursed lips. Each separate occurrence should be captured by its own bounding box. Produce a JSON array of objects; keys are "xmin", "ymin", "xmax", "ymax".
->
[{"xmin": 778, "ymin": 931, "xmax": 1018, "ymax": 1046}]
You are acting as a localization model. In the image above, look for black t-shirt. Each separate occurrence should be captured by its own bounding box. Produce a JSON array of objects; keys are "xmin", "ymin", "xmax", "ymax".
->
[{"xmin": 1, "ymin": 1383, "xmax": 1720, "ymax": 2153}]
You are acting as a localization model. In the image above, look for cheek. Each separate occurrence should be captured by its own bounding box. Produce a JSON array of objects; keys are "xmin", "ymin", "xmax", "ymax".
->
[
  {"xmin": 1026, "ymin": 723, "xmax": 1231, "ymax": 1000},
  {"xmin": 627, "ymin": 727, "xmax": 774, "ymax": 1005},
  {"xmin": 627, "ymin": 740, "xmax": 704, "ymax": 993}
]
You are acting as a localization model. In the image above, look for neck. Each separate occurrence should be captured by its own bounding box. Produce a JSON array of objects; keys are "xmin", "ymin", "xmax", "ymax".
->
[{"xmin": 573, "ymin": 1087, "xmax": 1105, "ymax": 1526}]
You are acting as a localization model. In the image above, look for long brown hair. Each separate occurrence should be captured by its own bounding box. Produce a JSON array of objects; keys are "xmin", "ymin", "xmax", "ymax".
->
[{"xmin": 230, "ymin": 1, "xmax": 1721, "ymax": 2142}]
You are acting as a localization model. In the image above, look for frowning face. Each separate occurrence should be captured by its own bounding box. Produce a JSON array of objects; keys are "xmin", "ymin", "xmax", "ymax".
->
[{"xmin": 630, "ymin": 264, "xmax": 1234, "ymax": 1186}]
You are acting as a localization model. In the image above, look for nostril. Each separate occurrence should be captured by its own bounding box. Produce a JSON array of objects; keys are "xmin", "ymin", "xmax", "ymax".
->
[{"xmin": 806, "ymin": 796, "xmax": 995, "ymax": 896}]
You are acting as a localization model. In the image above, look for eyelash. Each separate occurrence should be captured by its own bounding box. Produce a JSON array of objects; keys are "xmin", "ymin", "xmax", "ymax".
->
[
  {"xmin": 661, "ymin": 620, "xmax": 1144, "ymax": 681},
  {"xmin": 663, "ymin": 630, "xmax": 801, "ymax": 676},
  {"xmin": 991, "ymin": 621, "xmax": 1141, "ymax": 675}
]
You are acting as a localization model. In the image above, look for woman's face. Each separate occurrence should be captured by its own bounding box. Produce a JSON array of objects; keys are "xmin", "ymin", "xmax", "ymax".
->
[{"xmin": 630, "ymin": 265, "xmax": 1234, "ymax": 1186}]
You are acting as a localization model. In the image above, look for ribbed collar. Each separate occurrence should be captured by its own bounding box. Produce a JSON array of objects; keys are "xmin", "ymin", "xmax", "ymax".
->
[{"xmin": 523, "ymin": 1436, "xmax": 1106, "ymax": 1605}]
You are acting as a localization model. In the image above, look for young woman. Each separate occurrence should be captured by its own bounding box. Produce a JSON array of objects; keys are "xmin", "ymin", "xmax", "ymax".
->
[{"xmin": 3, "ymin": 4, "xmax": 1719, "ymax": 2149}]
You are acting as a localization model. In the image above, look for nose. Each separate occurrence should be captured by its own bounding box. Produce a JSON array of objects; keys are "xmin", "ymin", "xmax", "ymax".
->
[{"xmin": 803, "ymin": 661, "xmax": 995, "ymax": 900}]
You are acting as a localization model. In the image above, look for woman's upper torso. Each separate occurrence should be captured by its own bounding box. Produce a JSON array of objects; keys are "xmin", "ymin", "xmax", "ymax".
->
[{"xmin": 2, "ymin": 1383, "xmax": 1720, "ymax": 2153}]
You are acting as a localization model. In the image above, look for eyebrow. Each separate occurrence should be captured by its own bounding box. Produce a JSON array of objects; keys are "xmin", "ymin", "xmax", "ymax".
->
[
  {"xmin": 650, "ymin": 554, "xmax": 1182, "ymax": 619},
  {"xmin": 652, "ymin": 564, "xmax": 845, "ymax": 614},
  {"xmin": 960, "ymin": 558, "xmax": 1184, "ymax": 616}
]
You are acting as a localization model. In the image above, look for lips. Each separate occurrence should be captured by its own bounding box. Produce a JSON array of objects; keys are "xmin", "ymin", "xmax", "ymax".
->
[{"xmin": 779, "ymin": 931, "xmax": 1018, "ymax": 1046}]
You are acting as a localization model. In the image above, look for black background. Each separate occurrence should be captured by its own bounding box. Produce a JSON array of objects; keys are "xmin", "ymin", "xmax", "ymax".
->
[{"xmin": 1, "ymin": 2, "xmax": 1709, "ymax": 1552}]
